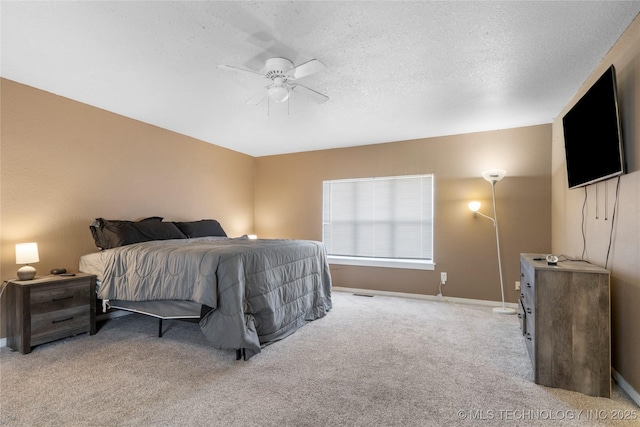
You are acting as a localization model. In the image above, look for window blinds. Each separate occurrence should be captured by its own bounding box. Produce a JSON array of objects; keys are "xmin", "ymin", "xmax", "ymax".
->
[{"xmin": 323, "ymin": 175, "xmax": 433, "ymax": 260}]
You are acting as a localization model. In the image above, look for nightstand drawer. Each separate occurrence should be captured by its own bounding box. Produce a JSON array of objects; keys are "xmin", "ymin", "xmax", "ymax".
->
[
  {"xmin": 30, "ymin": 283, "xmax": 90, "ymax": 314},
  {"xmin": 31, "ymin": 304, "xmax": 91, "ymax": 340}
]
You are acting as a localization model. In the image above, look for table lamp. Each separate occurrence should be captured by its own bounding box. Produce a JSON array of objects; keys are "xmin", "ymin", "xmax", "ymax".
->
[{"xmin": 16, "ymin": 242, "xmax": 39, "ymax": 280}]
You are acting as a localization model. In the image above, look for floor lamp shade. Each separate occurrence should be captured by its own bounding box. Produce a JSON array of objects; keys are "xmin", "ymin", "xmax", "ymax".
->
[{"xmin": 16, "ymin": 242, "xmax": 39, "ymax": 280}]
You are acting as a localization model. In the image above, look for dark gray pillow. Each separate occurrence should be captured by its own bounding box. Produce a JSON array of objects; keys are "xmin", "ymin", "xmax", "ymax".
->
[
  {"xmin": 90, "ymin": 219, "xmax": 110, "ymax": 250},
  {"xmin": 174, "ymin": 220, "xmax": 227, "ymax": 238},
  {"xmin": 132, "ymin": 221, "xmax": 187, "ymax": 241},
  {"xmin": 90, "ymin": 217, "xmax": 165, "ymax": 249}
]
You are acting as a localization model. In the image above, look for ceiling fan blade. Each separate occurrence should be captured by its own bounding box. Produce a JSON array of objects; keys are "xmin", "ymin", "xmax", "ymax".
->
[
  {"xmin": 286, "ymin": 59, "xmax": 326, "ymax": 80},
  {"xmin": 217, "ymin": 64, "xmax": 266, "ymax": 79},
  {"xmin": 246, "ymin": 87, "xmax": 269, "ymax": 105},
  {"xmin": 290, "ymin": 84, "xmax": 329, "ymax": 104}
]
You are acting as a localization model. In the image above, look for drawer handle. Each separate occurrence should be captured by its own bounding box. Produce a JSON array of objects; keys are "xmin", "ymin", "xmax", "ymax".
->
[
  {"xmin": 526, "ymin": 333, "xmax": 532, "ymax": 341},
  {"xmin": 520, "ymin": 293, "xmax": 525, "ymax": 299},
  {"xmin": 526, "ymin": 308, "xmax": 532, "ymax": 314},
  {"xmin": 52, "ymin": 316, "xmax": 74, "ymax": 324},
  {"xmin": 52, "ymin": 295, "xmax": 73, "ymax": 302},
  {"xmin": 517, "ymin": 313, "xmax": 523, "ymax": 319},
  {"xmin": 526, "ymin": 283, "xmax": 531, "ymax": 288}
]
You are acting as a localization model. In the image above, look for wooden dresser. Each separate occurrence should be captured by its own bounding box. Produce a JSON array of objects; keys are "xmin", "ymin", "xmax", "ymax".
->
[
  {"xmin": 519, "ymin": 253, "xmax": 611, "ymax": 397},
  {"xmin": 6, "ymin": 273, "xmax": 97, "ymax": 354}
]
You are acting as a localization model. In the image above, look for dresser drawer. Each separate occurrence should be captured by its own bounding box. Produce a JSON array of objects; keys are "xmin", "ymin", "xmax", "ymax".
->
[
  {"xmin": 517, "ymin": 299, "xmax": 525, "ymax": 332},
  {"xmin": 30, "ymin": 283, "xmax": 90, "ymax": 314},
  {"xmin": 520, "ymin": 263, "xmax": 535, "ymax": 294},
  {"xmin": 524, "ymin": 305, "xmax": 535, "ymax": 337},
  {"xmin": 525, "ymin": 328, "xmax": 536, "ymax": 371}
]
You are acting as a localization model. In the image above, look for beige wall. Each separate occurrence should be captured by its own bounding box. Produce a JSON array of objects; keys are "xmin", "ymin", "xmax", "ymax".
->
[
  {"xmin": 0, "ymin": 79, "xmax": 255, "ymax": 336},
  {"xmin": 552, "ymin": 15, "xmax": 640, "ymax": 395},
  {"xmin": 255, "ymin": 125, "xmax": 552, "ymax": 301}
]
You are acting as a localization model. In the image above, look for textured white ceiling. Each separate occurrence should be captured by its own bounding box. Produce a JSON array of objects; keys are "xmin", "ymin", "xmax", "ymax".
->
[{"xmin": 2, "ymin": 2, "xmax": 639, "ymax": 157}]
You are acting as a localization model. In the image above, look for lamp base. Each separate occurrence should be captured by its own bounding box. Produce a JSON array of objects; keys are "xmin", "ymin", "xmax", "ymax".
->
[
  {"xmin": 493, "ymin": 307, "xmax": 517, "ymax": 315},
  {"xmin": 17, "ymin": 265, "xmax": 36, "ymax": 281}
]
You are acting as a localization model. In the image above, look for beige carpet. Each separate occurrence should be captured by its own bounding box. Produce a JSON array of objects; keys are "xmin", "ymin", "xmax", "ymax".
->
[{"xmin": 0, "ymin": 291, "xmax": 637, "ymax": 426}]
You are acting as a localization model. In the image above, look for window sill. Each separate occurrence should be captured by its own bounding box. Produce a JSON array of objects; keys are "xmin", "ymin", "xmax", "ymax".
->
[{"xmin": 327, "ymin": 255, "xmax": 435, "ymax": 270}]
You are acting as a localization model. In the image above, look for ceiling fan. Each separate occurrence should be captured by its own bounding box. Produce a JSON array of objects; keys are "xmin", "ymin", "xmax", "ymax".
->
[{"xmin": 218, "ymin": 57, "xmax": 329, "ymax": 105}]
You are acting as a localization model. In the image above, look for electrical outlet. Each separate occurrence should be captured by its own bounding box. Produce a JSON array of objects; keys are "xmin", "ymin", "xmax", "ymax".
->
[
  {"xmin": 515, "ymin": 281, "xmax": 521, "ymax": 290},
  {"xmin": 441, "ymin": 272, "xmax": 447, "ymax": 284}
]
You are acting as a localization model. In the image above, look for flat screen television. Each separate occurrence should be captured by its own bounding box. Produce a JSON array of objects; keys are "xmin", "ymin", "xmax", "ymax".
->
[{"xmin": 562, "ymin": 65, "xmax": 625, "ymax": 189}]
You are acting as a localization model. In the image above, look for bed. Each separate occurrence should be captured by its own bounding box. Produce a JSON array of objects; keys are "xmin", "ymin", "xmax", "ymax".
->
[{"xmin": 79, "ymin": 218, "xmax": 332, "ymax": 359}]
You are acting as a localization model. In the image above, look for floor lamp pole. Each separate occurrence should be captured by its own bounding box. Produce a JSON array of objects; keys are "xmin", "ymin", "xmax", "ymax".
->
[{"xmin": 490, "ymin": 179, "xmax": 516, "ymax": 315}]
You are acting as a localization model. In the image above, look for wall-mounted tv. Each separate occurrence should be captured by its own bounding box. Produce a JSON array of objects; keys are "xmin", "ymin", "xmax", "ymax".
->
[{"xmin": 562, "ymin": 65, "xmax": 625, "ymax": 189}]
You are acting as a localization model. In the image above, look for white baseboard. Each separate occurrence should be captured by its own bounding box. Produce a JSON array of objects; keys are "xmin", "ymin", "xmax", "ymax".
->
[
  {"xmin": 333, "ymin": 286, "xmax": 519, "ymax": 309},
  {"xmin": 613, "ymin": 368, "xmax": 640, "ymax": 407}
]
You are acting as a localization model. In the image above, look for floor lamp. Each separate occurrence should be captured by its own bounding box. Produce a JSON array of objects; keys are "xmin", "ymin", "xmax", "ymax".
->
[{"xmin": 469, "ymin": 169, "xmax": 516, "ymax": 315}]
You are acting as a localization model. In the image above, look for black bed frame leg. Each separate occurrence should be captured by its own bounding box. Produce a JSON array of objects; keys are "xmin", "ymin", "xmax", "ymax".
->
[
  {"xmin": 235, "ymin": 349, "xmax": 245, "ymax": 361},
  {"xmin": 158, "ymin": 318, "xmax": 163, "ymax": 338}
]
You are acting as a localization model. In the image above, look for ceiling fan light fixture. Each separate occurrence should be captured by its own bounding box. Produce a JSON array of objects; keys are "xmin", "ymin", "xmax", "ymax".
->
[
  {"xmin": 267, "ymin": 84, "xmax": 289, "ymax": 103},
  {"xmin": 220, "ymin": 57, "xmax": 328, "ymax": 105}
]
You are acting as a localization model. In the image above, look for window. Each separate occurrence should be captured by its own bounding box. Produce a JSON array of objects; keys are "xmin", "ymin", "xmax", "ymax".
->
[{"xmin": 322, "ymin": 174, "xmax": 434, "ymax": 270}]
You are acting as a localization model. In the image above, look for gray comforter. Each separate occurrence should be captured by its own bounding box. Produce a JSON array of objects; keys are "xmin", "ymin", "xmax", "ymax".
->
[{"xmin": 98, "ymin": 237, "xmax": 332, "ymax": 358}]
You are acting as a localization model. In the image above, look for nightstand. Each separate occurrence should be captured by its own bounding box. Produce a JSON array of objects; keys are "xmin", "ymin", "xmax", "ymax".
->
[{"xmin": 6, "ymin": 273, "xmax": 97, "ymax": 354}]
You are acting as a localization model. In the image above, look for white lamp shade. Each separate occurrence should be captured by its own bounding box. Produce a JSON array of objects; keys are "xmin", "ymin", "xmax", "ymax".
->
[
  {"xmin": 482, "ymin": 169, "xmax": 507, "ymax": 182},
  {"xmin": 482, "ymin": 169, "xmax": 506, "ymax": 183},
  {"xmin": 16, "ymin": 242, "xmax": 39, "ymax": 264},
  {"xmin": 468, "ymin": 201, "xmax": 481, "ymax": 212}
]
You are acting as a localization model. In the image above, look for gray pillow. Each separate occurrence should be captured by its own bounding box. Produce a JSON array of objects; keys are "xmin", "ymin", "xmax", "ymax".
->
[{"xmin": 173, "ymin": 220, "xmax": 227, "ymax": 238}]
